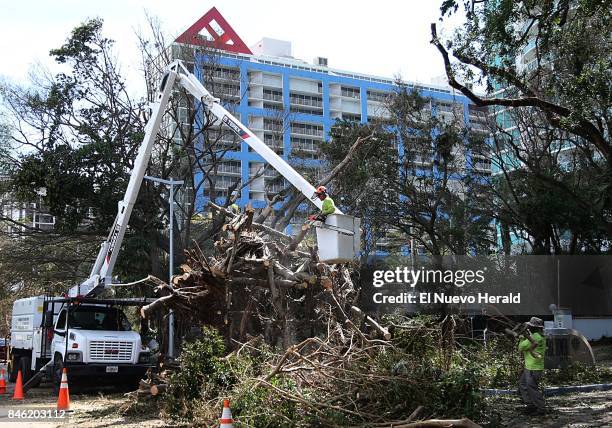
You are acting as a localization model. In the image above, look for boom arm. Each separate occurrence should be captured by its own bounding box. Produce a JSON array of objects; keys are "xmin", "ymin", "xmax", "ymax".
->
[
  {"xmin": 72, "ymin": 60, "xmax": 338, "ymax": 297},
  {"xmin": 172, "ymin": 61, "xmax": 338, "ymax": 213},
  {"xmin": 71, "ymin": 62, "xmax": 179, "ymax": 297}
]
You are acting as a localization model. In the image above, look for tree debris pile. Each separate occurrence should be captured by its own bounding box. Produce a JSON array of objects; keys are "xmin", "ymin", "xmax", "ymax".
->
[
  {"xmin": 132, "ymin": 209, "xmax": 486, "ymax": 426},
  {"xmin": 141, "ymin": 204, "xmax": 362, "ymax": 348},
  {"xmin": 124, "ymin": 318, "xmax": 485, "ymax": 427}
]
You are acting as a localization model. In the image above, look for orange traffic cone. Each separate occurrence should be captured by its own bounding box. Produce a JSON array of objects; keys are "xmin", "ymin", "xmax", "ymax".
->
[
  {"xmin": 0, "ymin": 368, "xmax": 6, "ymax": 394},
  {"xmin": 56, "ymin": 368, "xmax": 70, "ymax": 410},
  {"xmin": 12, "ymin": 369, "xmax": 24, "ymax": 400},
  {"xmin": 219, "ymin": 399, "xmax": 233, "ymax": 427}
]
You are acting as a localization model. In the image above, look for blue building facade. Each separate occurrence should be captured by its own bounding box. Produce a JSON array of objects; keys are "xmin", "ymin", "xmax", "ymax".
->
[{"xmin": 184, "ymin": 45, "xmax": 487, "ymax": 233}]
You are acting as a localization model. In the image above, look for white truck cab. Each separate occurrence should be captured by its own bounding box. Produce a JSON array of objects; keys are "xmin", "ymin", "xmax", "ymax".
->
[{"xmin": 9, "ymin": 296, "xmax": 153, "ymax": 389}]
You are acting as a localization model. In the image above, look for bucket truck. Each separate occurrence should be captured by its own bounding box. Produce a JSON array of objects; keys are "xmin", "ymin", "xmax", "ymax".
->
[{"xmin": 9, "ymin": 59, "xmax": 360, "ymax": 390}]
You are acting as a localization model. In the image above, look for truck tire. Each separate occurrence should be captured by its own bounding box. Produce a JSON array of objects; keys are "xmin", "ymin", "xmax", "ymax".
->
[
  {"xmin": 52, "ymin": 354, "xmax": 63, "ymax": 394},
  {"xmin": 123, "ymin": 376, "xmax": 142, "ymax": 392},
  {"xmin": 8, "ymin": 356, "xmax": 19, "ymax": 382},
  {"xmin": 19, "ymin": 357, "xmax": 32, "ymax": 384}
]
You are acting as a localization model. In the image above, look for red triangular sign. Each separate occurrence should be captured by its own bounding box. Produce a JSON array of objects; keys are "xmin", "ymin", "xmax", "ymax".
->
[{"xmin": 175, "ymin": 7, "xmax": 252, "ymax": 55}]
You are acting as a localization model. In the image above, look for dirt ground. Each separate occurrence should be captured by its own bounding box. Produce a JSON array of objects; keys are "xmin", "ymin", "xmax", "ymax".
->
[
  {"xmin": 0, "ymin": 361, "xmax": 164, "ymax": 427},
  {"xmin": 2, "ymin": 384, "xmax": 612, "ymax": 427},
  {"xmin": 484, "ymin": 343, "xmax": 612, "ymax": 427},
  {"xmin": 1, "ymin": 345, "xmax": 611, "ymax": 427},
  {"xmin": 485, "ymin": 390, "xmax": 612, "ymax": 427},
  {"xmin": 0, "ymin": 383, "xmax": 164, "ymax": 427}
]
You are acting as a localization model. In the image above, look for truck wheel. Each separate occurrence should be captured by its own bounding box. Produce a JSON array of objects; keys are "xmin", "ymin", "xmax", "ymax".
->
[
  {"xmin": 52, "ymin": 355, "xmax": 63, "ymax": 394},
  {"xmin": 19, "ymin": 357, "xmax": 32, "ymax": 384},
  {"xmin": 8, "ymin": 356, "xmax": 19, "ymax": 382},
  {"xmin": 124, "ymin": 376, "xmax": 142, "ymax": 392}
]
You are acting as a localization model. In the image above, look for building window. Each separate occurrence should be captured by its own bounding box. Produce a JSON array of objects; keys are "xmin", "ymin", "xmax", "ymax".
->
[
  {"xmin": 205, "ymin": 66, "xmax": 240, "ymax": 81},
  {"xmin": 290, "ymin": 137, "xmax": 320, "ymax": 159},
  {"xmin": 341, "ymin": 86, "xmax": 360, "ymax": 99},
  {"xmin": 290, "ymin": 92, "xmax": 323, "ymax": 108},
  {"xmin": 264, "ymin": 133, "xmax": 284, "ymax": 154},
  {"xmin": 204, "ymin": 175, "xmax": 240, "ymax": 194},
  {"xmin": 263, "ymin": 102, "xmax": 283, "ymax": 111},
  {"xmin": 263, "ymin": 88, "xmax": 283, "ymax": 102},
  {"xmin": 217, "ymin": 160, "xmax": 242, "ymax": 175},
  {"xmin": 264, "ymin": 118, "xmax": 284, "ymax": 133},
  {"xmin": 366, "ymin": 90, "xmax": 389, "ymax": 103},
  {"xmin": 290, "ymin": 122, "xmax": 323, "ymax": 137},
  {"xmin": 342, "ymin": 113, "xmax": 361, "ymax": 122}
]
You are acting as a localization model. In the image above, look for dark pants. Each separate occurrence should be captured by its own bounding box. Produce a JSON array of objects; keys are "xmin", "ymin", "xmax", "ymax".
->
[{"xmin": 519, "ymin": 369, "xmax": 544, "ymax": 410}]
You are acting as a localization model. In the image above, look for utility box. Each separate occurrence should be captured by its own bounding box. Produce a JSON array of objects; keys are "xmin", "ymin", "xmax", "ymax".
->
[
  {"xmin": 544, "ymin": 328, "xmax": 596, "ymax": 368},
  {"xmin": 316, "ymin": 214, "xmax": 361, "ymax": 263},
  {"xmin": 553, "ymin": 308, "xmax": 573, "ymax": 329}
]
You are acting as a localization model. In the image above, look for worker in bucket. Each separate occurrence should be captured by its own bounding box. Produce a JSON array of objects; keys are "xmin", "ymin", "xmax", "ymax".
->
[
  {"xmin": 517, "ymin": 317, "xmax": 547, "ymax": 415},
  {"xmin": 308, "ymin": 186, "xmax": 335, "ymax": 223},
  {"xmin": 229, "ymin": 190, "xmax": 240, "ymax": 214}
]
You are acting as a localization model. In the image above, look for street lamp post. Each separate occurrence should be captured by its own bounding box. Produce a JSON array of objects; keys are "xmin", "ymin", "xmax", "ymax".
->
[{"xmin": 144, "ymin": 176, "xmax": 184, "ymax": 358}]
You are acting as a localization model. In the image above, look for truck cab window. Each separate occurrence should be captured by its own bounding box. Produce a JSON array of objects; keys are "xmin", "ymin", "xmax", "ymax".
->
[
  {"xmin": 67, "ymin": 307, "xmax": 131, "ymax": 331},
  {"xmin": 56, "ymin": 310, "xmax": 67, "ymax": 330}
]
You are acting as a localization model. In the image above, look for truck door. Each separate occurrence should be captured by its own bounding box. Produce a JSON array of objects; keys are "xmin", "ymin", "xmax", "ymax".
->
[{"xmin": 52, "ymin": 309, "xmax": 67, "ymax": 359}]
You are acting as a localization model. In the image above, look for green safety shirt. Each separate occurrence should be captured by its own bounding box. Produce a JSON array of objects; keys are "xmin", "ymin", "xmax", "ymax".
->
[
  {"xmin": 321, "ymin": 196, "xmax": 336, "ymax": 216},
  {"xmin": 230, "ymin": 203, "xmax": 240, "ymax": 214},
  {"xmin": 518, "ymin": 332, "xmax": 546, "ymax": 370}
]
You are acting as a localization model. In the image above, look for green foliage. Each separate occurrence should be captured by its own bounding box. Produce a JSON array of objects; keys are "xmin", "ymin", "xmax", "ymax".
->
[
  {"xmin": 4, "ymin": 17, "xmax": 144, "ymax": 233},
  {"xmin": 0, "ymin": 117, "xmax": 13, "ymax": 173},
  {"xmin": 164, "ymin": 327, "xmax": 234, "ymax": 419},
  {"xmin": 146, "ymin": 319, "xmax": 612, "ymax": 426},
  {"xmin": 469, "ymin": 337, "xmax": 522, "ymax": 388},
  {"xmin": 434, "ymin": 362, "xmax": 484, "ymax": 417},
  {"xmin": 544, "ymin": 363, "xmax": 612, "ymax": 386},
  {"xmin": 436, "ymin": 0, "xmax": 611, "ymax": 254},
  {"xmin": 324, "ymin": 87, "xmax": 492, "ymax": 257},
  {"xmin": 153, "ymin": 319, "xmax": 491, "ymax": 425},
  {"xmin": 231, "ymin": 378, "xmax": 301, "ymax": 427},
  {"xmin": 0, "ymin": 19, "xmax": 167, "ymax": 286},
  {"xmin": 494, "ymin": 161, "xmax": 611, "ymax": 254},
  {"xmin": 50, "ymin": 18, "xmax": 105, "ymax": 64}
]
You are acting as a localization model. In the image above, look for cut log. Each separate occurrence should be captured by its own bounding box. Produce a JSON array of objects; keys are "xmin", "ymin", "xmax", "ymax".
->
[
  {"xmin": 288, "ymin": 223, "xmax": 310, "ymax": 251},
  {"xmin": 150, "ymin": 384, "xmax": 167, "ymax": 396},
  {"xmin": 393, "ymin": 418, "xmax": 481, "ymax": 428},
  {"xmin": 366, "ymin": 315, "xmax": 391, "ymax": 340}
]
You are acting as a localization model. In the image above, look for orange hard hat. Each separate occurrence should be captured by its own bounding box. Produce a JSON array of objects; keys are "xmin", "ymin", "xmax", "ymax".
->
[{"xmin": 315, "ymin": 185, "xmax": 327, "ymax": 195}]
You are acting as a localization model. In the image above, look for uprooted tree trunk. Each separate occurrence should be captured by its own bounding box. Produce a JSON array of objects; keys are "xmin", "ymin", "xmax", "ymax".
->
[
  {"xmin": 132, "ymin": 208, "xmax": 485, "ymax": 425},
  {"xmin": 141, "ymin": 204, "xmax": 367, "ymax": 348}
]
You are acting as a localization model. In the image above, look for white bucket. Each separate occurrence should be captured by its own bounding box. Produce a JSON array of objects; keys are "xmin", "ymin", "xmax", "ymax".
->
[{"xmin": 315, "ymin": 214, "xmax": 361, "ymax": 263}]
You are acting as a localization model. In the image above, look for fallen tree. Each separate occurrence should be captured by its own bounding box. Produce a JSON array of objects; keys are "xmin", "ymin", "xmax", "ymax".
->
[
  {"xmin": 141, "ymin": 203, "xmax": 363, "ymax": 349},
  {"xmin": 125, "ymin": 316, "xmax": 485, "ymax": 426},
  {"xmin": 128, "ymin": 212, "xmax": 485, "ymax": 426}
]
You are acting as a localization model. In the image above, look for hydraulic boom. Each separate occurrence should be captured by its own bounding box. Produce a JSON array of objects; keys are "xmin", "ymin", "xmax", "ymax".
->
[{"xmin": 72, "ymin": 60, "xmax": 358, "ymax": 297}]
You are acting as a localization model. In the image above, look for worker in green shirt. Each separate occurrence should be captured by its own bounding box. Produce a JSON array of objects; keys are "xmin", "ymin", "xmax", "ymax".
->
[
  {"xmin": 308, "ymin": 186, "xmax": 336, "ymax": 223},
  {"xmin": 517, "ymin": 317, "xmax": 546, "ymax": 415},
  {"xmin": 229, "ymin": 190, "xmax": 240, "ymax": 215}
]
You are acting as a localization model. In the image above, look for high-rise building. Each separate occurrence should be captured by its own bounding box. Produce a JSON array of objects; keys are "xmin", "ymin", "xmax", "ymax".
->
[
  {"xmin": 171, "ymin": 8, "xmax": 489, "ymax": 234},
  {"xmin": 489, "ymin": 19, "xmax": 578, "ymax": 253},
  {"xmin": 0, "ymin": 176, "xmax": 55, "ymax": 234}
]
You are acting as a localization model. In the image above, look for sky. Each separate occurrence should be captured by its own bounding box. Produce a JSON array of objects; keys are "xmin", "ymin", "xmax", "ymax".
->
[{"xmin": 0, "ymin": 0, "xmax": 458, "ymax": 94}]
